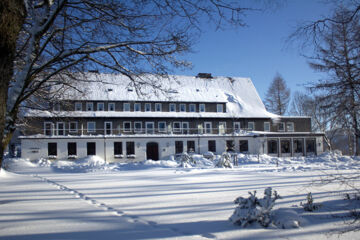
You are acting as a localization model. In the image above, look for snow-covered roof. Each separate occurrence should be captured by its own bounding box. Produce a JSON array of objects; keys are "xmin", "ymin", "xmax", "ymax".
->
[{"xmin": 29, "ymin": 73, "xmax": 279, "ymax": 118}]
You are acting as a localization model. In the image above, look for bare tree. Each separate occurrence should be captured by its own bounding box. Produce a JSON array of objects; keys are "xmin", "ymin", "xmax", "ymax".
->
[
  {"xmin": 264, "ymin": 73, "xmax": 290, "ymax": 115},
  {"xmin": 292, "ymin": 5, "xmax": 360, "ymax": 155},
  {"xmin": 0, "ymin": 0, "xmax": 264, "ymax": 167}
]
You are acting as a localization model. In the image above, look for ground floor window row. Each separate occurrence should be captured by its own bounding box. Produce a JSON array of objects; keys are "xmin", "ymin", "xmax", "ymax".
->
[
  {"xmin": 43, "ymin": 121, "xmax": 297, "ymax": 136},
  {"xmin": 267, "ymin": 138, "xmax": 316, "ymax": 154}
]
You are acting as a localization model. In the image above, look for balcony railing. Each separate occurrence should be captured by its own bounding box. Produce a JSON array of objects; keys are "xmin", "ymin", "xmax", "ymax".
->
[{"xmin": 34, "ymin": 127, "xmax": 251, "ymax": 136}]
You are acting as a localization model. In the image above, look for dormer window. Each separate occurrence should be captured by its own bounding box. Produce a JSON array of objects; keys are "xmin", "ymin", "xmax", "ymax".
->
[
  {"xmin": 189, "ymin": 104, "xmax": 196, "ymax": 112},
  {"xmin": 75, "ymin": 102, "xmax": 82, "ymax": 111},
  {"xmin": 248, "ymin": 122, "xmax": 255, "ymax": 131},
  {"xmin": 53, "ymin": 102, "xmax": 60, "ymax": 111},
  {"xmin": 86, "ymin": 102, "xmax": 93, "ymax": 111},
  {"xmin": 123, "ymin": 103, "xmax": 130, "ymax": 112},
  {"xmin": 145, "ymin": 103, "xmax": 151, "ymax": 112},
  {"xmin": 169, "ymin": 103, "xmax": 176, "ymax": 112},
  {"xmin": 97, "ymin": 102, "xmax": 104, "ymax": 111},
  {"xmin": 134, "ymin": 103, "xmax": 141, "ymax": 112},
  {"xmin": 286, "ymin": 122, "xmax": 294, "ymax": 132},
  {"xmin": 217, "ymin": 104, "xmax": 223, "ymax": 113},
  {"xmin": 180, "ymin": 104, "xmax": 186, "ymax": 112},
  {"xmin": 155, "ymin": 103, "xmax": 162, "ymax": 112},
  {"xmin": 108, "ymin": 103, "xmax": 115, "ymax": 111},
  {"xmin": 278, "ymin": 122, "xmax": 285, "ymax": 132},
  {"xmin": 199, "ymin": 104, "xmax": 205, "ymax": 112}
]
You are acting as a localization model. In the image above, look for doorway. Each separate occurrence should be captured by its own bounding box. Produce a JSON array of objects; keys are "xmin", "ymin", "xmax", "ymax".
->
[{"xmin": 146, "ymin": 142, "xmax": 159, "ymax": 160}]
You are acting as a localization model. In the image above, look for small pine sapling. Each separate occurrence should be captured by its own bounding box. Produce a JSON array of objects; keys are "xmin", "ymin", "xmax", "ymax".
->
[
  {"xmin": 179, "ymin": 152, "xmax": 192, "ymax": 168},
  {"xmin": 301, "ymin": 192, "xmax": 321, "ymax": 211},
  {"xmin": 230, "ymin": 187, "xmax": 281, "ymax": 227},
  {"xmin": 217, "ymin": 152, "xmax": 233, "ymax": 168}
]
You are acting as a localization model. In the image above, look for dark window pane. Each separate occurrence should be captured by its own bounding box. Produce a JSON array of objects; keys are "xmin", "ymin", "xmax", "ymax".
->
[
  {"xmin": 239, "ymin": 140, "xmax": 248, "ymax": 152},
  {"xmin": 226, "ymin": 140, "xmax": 235, "ymax": 151},
  {"xmin": 114, "ymin": 142, "xmax": 123, "ymax": 155},
  {"xmin": 126, "ymin": 142, "xmax": 135, "ymax": 155},
  {"xmin": 187, "ymin": 141, "xmax": 195, "ymax": 153},
  {"xmin": 208, "ymin": 140, "xmax": 216, "ymax": 152},
  {"xmin": 281, "ymin": 139, "xmax": 291, "ymax": 153},
  {"xmin": 68, "ymin": 142, "xmax": 77, "ymax": 156},
  {"xmin": 175, "ymin": 141, "xmax": 183, "ymax": 154},
  {"xmin": 294, "ymin": 139, "xmax": 303, "ymax": 153},
  {"xmin": 268, "ymin": 140, "xmax": 278, "ymax": 154},
  {"xmin": 306, "ymin": 139, "xmax": 316, "ymax": 153},
  {"xmin": 48, "ymin": 143, "xmax": 57, "ymax": 156},
  {"xmin": 87, "ymin": 142, "xmax": 96, "ymax": 155}
]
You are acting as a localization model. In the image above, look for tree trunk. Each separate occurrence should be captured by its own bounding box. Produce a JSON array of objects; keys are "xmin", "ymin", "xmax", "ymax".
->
[{"xmin": 0, "ymin": 0, "xmax": 26, "ymax": 168}]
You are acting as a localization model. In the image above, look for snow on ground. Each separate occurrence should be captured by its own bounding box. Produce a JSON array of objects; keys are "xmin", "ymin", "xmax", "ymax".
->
[{"xmin": 1, "ymin": 152, "xmax": 360, "ymax": 239}]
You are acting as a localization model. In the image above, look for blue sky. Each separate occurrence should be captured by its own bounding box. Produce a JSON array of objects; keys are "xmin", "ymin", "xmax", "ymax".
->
[{"xmin": 174, "ymin": 1, "xmax": 335, "ymax": 100}]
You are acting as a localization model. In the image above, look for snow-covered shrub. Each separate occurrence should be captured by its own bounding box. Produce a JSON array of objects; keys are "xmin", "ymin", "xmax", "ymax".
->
[
  {"xmin": 179, "ymin": 152, "xmax": 192, "ymax": 168},
  {"xmin": 230, "ymin": 187, "xmax": 281, "ymax": 227},
  {"xmin": 203, "ymin": 151, "xmax": 215, "ymax": 160},
  {"xmin": 216, "ymin": 152, "xmax": 233, "ymax": 168},
  {"xmin": 301, "ymin": 192, "xmax": 321, "ymax": 212}
]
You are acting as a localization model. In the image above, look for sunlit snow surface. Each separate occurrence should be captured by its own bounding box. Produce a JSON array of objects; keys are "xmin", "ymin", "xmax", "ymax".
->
[{"xmin": 1, "ymin": 152, "xmax": 360, "ymax": 240}]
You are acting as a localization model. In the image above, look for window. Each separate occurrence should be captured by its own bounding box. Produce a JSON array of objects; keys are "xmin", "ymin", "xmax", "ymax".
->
[
  {"xmin": 219, "ymin": 122, "xmax": 226, "ymax": 134},
  {"xmin": 278, "ymin": 122, "xmax": 285, "ymax": 131},
  {"xmin": 180, "ymin": 104, "xmax": 186, "ymax": 112},
  {"xmin": 294, "ymin": 139, "xmax": 303, "ymax": 153},
  {"xmin": 175, "ymin": 141, "xmax": 183, "ymax": 154},
  {"xmin": 199, "ymin": 104, "xmax": 205, "ymax": 112},
  {"xmin": 75, "ymin": 102, "xmax": 82, "ymax": 111},
  {"xmin": 87, "ymin": 142, "xmax": 96, "ymax": 155},
  {"xmin": 146, "ymin": 122, "xmax": 154, "ymax": 134},
  {"xmin": 268, "ymin": 140, "xmax": 278, "ymax": 154},
  {"xmin": 126, "ymin": 142, "xmax": 135, "ymax": 155},
  {"xmin": 155, "ymin": 103, "xmax": 162, "ymax": 112},
  {"xmin": 205, "ymin": 122, "xmax": 212, "ymax": 134},
  {"xmin": 69, "ymin": 122, "xmax": 78, "ymax": 133},
  {"xmin": 67, "ymin": 142, "xmax": 77, "ymax": 156},
  {"xmin": 187, "ymin": 141, "xmax": 195, "ymax": 153},
  {"xmin": 182, "ymin": 122, "xmax": 189, "ymax": 134},
  {"xmin": 114, "ymin": 142, "xmax": 123, "ymax": 155},
  {"xmin": 145, "ymin": 103, "xmax": 151, "ymax": 112},
  {"xmin": 217, "ymin": 104, "xmax": 223, "ymax": 113},
  {"xmin": 123, "ymin": 103, "xmax": 130, "ymax": 112},
  {"xmin": 169, "ymin": 103, "xmax": 176, "ymax": 112},
  {"xmin": 189, "ymin": 104, "xmax": 196, "ymax": 112},
  {"xmin": 306, "ymin": 139, "xmax": 316, "ymax": 153},
  {"xmin": 57, "ymin": 122, "xmax": 65, "ymax": 136},
  {"xmin": 134, "ymin": 103, "xmax": 141, "ymax": 112},
  {"xmin": 48, "ymin": 143, "xmax": 57, "ymax": 156},
  {"xmin": 134, "ymin": 121, "xmax": 142, "ymax": 133},
  {"xmin": 248, "ymin": 122, "xmax": 255, "ymax": 131},
  {"xmin": 44, "ymin": 122, "xmax": 54, "ymax": 136},
  {"xmin": 208, "ymin": 140, "xmax": 216, "ymax": 152},
  {"xmin": 87, "ymin": 122, "xmax": 96, "ymax": 133},
  {"xmin": 53, "ymin": 102, "xmax": 60, "ymax": 111},
  {"xmin": 104, "ymin": 122, "xmax": 112, "ymax": 135},
  {"xmin": 158, "ymin": 122, "xmax": 166, "ymax": 133},
  {"xmin": 281, "ymin": 139, "xmax": 291, "ymax": 154},
  {"xmin": 264, "ymin": 122, "xmax": 270, "ymax": 132},
  {"xmin": 233, "ymin": 122, "xmax": 241, "ymax": 133},
  {"xmin": 123, "ymin": 121, "xmax": 131, "ymax": 132},
  {"xmin": 86, "ymin": 102, "xmax": 93, "ymax": 111},
  {"xmin": 173, "ymin": 122, "xmax": 181, "ymax": 132},
  {"xmin": 108, "ymin": 103, "xmax": 115, "ymax": 111},
  {"xmin": 286, "ymin": 122, "xmax": 294, "ymax": 132},
  {"xmin": 97, "ymin": 102, "xmax": 104, "ymax": 111},
  {"xmin": 239, "ymin": 140, "xmax": 248, "ymax": 152},
  {"xmin": 226, "ymin": 140, "xmax": 235, "ymax": 151}
]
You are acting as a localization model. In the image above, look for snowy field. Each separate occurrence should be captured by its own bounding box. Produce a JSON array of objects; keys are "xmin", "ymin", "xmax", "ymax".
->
[{"xmin": 1, "ymin": 152, "xmax": 360, "ymax": 240}]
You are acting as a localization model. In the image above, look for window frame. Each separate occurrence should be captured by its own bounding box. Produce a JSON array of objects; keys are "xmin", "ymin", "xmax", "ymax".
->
[
  {"xmin": 199, "ymin": 104, "xmax": 205, "ymax": 112},
  {"xmin": 67, "ymin": 142, "xmax": 77, "ymax": 156},
  {"xmin": 126, "ymin": 141, "xmax": 135, "ymax": 155},
  {"xmin": 69, "ymin": 121, "xmax": 78, "ymax": 133},
  {"xmin": 97, "ymin": 102, "xmax": 104, "ymax": 111},
  {"xmin": 189, "ymin": 104, "xmax": 196, "ymax": 112},
  {"xmin": 75, "ymin": 102, "xmax": 82, "ymax": 111},
  {"xmin": 169, "ymin": 103, "xmax": 176, "ymax": 112},
  {"xmin": 208, "ymin": 140, "xmax": 216, "ymax": 152},
  {"xmin": 216, "ymin": 104, "xmax": 223, "ymax": 113},
  {"xmin": 267, "ymin": 139, "xmax": 278, "ymax": 154},
  {"xmin": 134, "ymin": 121, "xmax": 142, "ymax": 133},
  {"xmin": 87, "ymin": 142, "xmax": 96, "ymax": 156},
  {"xmin": 104, "ymin": 121, "xmax": 112, "ymax": 135},
  {"xmin": 286, "ymin": 122, "xmax": 294, "ymax": 132},
  {"xmin": 123, "ymin": 121, "xmax": 131, "ymax": 132},
  {"xmin": 247, "ymin": 122, "xmax": 255, "ymax": 131},
  {"xmin": 205, "ymin": 122, "xmax": 212, "ymax": 134},
  {"xmin": 86, "ymin": 102, "xmax": 93, "ymax": 111},
  {"xmin": 87, "ymin": 121, "xmax": 96, "ymax": 133},
  {"xmin": 155, "ymin": 103, "xmax": 162, "ymax": 112},
  {"xmin": 158, "ymin": 121, "xmax": 166, "ymax": 133},
  {"xmin": 145, "ymin": 121, "xmax": 155, "ymax": 134},
  {"xmin": 264, "ymin": 122, "xmax": 270, "ymax": 132},
  {"xmin": 182, "ymin": 122, "xmax": 189, "ymax": 134},
  {"xmin": 134, "ymin": 103, "xmax": 141, "ymax": 112},
  {"xmin": 48, "ymin": 142, "xmax": 57, "ymax": 156},
  {"xmin": 145, "ymin": 103, "xmax": 151, "ymax": 112},
  {"xmin": 175, "ymin": 141, "xmax": 183, "ymax": 154},
  {"xmin": 114, "ymin": 142, "xmax": 123, "ymax": 155},
  {"xmin": 108, "ymin": 102, "xmax": 115, "ymax": 111},
  {"xmin": 278, "ymin": 122, "xmax": 285, "ymax": 132},
  {"xmin": 123, "ymin": 102, "xmax": 130, "ymax": 112},
  {"xmin": 44, "ymin": 122, "xmax": 54, "ymax": 136},
  {"xmin": 56, "ymin": 122, "xmax": 65, "ymax": 136},
  {"xmin": 173, "ymin": 122, "xmax": 181, "ymax": 133},
  {"xmin": 239, "ymin": 140, "xmax": 249, "ymax": 153},
  {"xmin": 179, "ymin": 103, "xmax": 186, "ymax": 112}
]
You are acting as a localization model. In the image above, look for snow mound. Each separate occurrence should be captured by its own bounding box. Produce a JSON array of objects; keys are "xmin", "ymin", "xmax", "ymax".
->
[
  {"xmin": 51, "ymin": 156, "xmax": 107, "ymax": 173},
  {"xmin": 272, "ymin": 208, "xmax": 308, "ymax": 229}
]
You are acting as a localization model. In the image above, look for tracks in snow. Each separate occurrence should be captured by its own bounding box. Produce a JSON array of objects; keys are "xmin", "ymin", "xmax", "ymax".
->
[{"xmin": 31, "ymin": 174, "xmax": 217, "ymax": 240}]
